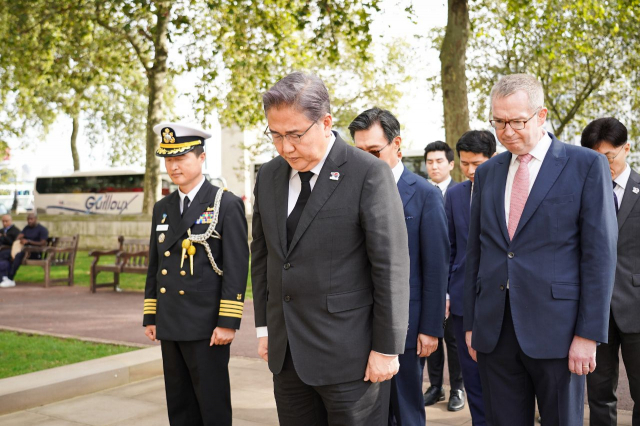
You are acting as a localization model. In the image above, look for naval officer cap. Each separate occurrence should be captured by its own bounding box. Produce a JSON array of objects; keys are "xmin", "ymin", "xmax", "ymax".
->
[{"xmin": 153, "ymin": 122, "xmax": 212, "ymax": 157}]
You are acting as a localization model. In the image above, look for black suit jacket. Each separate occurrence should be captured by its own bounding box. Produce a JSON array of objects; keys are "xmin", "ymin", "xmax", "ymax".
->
[
  {"xmin": 251, "ymin": 133, "xmax": 410, "ymax": 386},
  {"xmin": 0, "ymin": 225, "xmax": 19, "ymax": 247},
  {"xmin": 143, "ymin": 179, "xmax": 249, "ymax": 341},
  {"xmin": 611, "ymin": 168, "xmax": 640, "ymax": 333}
]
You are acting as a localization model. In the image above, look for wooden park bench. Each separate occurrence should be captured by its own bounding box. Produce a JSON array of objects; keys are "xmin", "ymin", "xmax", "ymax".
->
[
  {"xmin": 89, "ymin": 236, "xmax": 149, "ymax": 293},
  {"xmin": 17, "ymin": 235, "xmax": 80, "ymax": 287}
]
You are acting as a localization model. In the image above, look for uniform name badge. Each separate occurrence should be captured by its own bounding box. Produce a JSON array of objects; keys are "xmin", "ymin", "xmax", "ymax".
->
[{"xmin": 156, "ymin": 224, "xmax": 169, "ymax": 231}]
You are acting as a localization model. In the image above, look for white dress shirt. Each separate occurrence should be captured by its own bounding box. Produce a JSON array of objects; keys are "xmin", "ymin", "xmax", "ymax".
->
[
  {"xmin": 391, "ymin": 160, "xmax": 404, "ymax": 183},
  {"xmin": 504, "ymin": 131, "xmax": 552, "ymax": 226},
  {"xmin": 257, "ymin": 133, "xmax": 335, "ymax": 339},
  {"xmin": 178, "ymin": 176, "xmax": 206, "ymax": 214},
  {"xmin": 434, "ymin": 175, "xmax": 452, "ymax": 197},
  {"xmin": 614, "ymin": 164, "xmax": 631, "ymax": 207}
]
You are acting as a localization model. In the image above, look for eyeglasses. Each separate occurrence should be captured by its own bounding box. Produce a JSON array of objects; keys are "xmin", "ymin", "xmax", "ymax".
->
[
  {"xmin": 604, "ymin": 145, "xmax": 625, "ymax": 164},
  {"xmin": 489, "ymin": 109, "xmax": 540, "ymax": 131},
  {"xmin": 359, "ymin": 142, "xmax": 392, "ymax": 158},
  {"xmin": 264, "ymin": 121, "xmax": 316, "ymax": 144}
]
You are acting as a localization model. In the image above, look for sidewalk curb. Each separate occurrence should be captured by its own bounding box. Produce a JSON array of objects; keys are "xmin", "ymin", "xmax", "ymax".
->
[{"xmin": 0, "ymin": 346, "xmax": 162, "ymax": 415}]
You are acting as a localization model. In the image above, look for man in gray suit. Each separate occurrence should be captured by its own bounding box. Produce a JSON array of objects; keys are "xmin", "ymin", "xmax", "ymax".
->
[
  {"xmin": 581, "ymin": 117, "xmax": 640, "ymax": 426},
  {"xmin": 251, "ymin": 72, "xmax": 410, "ymax": 426}
]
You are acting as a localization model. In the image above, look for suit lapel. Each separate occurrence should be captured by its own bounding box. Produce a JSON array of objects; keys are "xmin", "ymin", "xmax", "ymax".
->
[
  {"xmin": 398, "ymin": 167, "xmax": 416, "ymax": 208},
  {"xmin": 273, "ymin": 159, "xmax": 291, "ymax": 256},
  {"xmin": 287, "ymin": 135, "xmax": 348, "ymax": 255},
  {"xmin": 460, "ymin": 180, "xmax": 471, "ymax": 229},
  {"xmin": 164, "ymin": 179, "xmax": 213, "ymax": 248},
  {"xmin": 513, "ymin": 136, "xmax": 569, "ymax": 240},
  {"xmin": 492, "ymin": 152, "xmax": 512, "ymax": 243},
  {"xmin": 617, "ymin": 168, "xmax": 640, "ymax": 230}
]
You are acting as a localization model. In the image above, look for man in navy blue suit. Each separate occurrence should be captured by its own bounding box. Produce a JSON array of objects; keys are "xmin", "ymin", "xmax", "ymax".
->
[
  {"xmin": 445, "ymin": 130, "xmax": 496, "ymax": 425},
  {"xmin": 464, "ymin": 74, "xmax": 617, "ymax": 426},
  {"xmin": 350, "ymin": 108, "xmax": 449, "ymax": 426}
]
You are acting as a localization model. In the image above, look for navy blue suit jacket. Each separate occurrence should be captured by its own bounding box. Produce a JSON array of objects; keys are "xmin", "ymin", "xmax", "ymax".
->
[
  {"xmin": 444, "ymin": 180, "xmax": 472, "ymax": 317},
  {"xmin": 398, "ymin": 166, "xmax": 449, "ymax": 349},
  {"xmin": 463, "ymin": 134, "xmax": 617, "ymax": 359}
]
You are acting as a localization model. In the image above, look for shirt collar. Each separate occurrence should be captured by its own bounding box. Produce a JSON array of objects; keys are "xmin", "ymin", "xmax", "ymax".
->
[
  {"xmin": 435, "ymin": 175, "xmax": 452, "ymax": 190},
  {"xmin": 615, "ymin": 164, "xmax": 631, "ymax": 190},
  {"xmin": 289, "ymin": 131, "xmax": 336, "ymax": 181},
  {"xmin": 510, "ymin": 130, "xmax": 552, "ymax": 165},
  {"xmin": 392, "ymin": 161, "xmax": 404, "ymax": 183},
  {"xmin": 179, "ymin": 176, "xmax": 206, "ymax": 203}
]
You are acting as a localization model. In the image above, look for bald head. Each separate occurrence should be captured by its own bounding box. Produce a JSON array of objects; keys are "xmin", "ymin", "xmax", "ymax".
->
[{"xmin": 2, "ymin": 215, "xmax": 11, "ymax": 229}]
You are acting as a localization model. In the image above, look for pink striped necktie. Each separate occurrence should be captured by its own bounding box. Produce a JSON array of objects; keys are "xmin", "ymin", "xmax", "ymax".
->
[{"xmin": 508, "ymin": 153, "xmax": 533, "ymax": 240}]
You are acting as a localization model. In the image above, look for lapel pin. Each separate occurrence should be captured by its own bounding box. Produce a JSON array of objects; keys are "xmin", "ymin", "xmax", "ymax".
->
[
  {"xmin": 330, "ymin": 172, "xmax": 340, "ymax": 181},
  {"xmin": 161, "ymin": 213, "xmax": 167, "ymax": 224},
  {"xmin": 633, "ymin": 187, "xmax": 639, "ymax": 194}
]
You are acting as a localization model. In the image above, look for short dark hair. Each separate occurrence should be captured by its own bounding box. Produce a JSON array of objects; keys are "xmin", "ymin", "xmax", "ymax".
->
[
  {"xmin": 580, "ymin": 117, "xmax": 628, "ymax": 149},
  {"xmin": 191, "ymin": 146, "xmax": 205, "ymax": 157},
  {"xmin": 456, "ymin": 131, "xmax": 496, "ymax": 158},
  {"xmin": 348, "ymin": 107, "xmax": 401, "ymax": 144},
  {"xmin": 424, "ymin": 141, "xmax": 454, "ymax": 163}
]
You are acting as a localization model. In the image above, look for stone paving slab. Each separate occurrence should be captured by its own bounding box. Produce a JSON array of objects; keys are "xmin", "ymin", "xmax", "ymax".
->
[{"xmin": 0, "ymin": 357, "xmax": 633, "ymax": 426}]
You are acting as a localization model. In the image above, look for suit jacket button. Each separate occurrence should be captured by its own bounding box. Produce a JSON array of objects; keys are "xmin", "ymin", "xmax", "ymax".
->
[
  {"xmin": 164, "ymin": 251, "xmax": 170, "ymax": 257},
  {"xmin": 508, "ymin": 252, "xmax": 515, "ymax": 259},
  {"xmin": 179, "ymin": 290, "xmax": 185, "ymax": 295},
  {"xmin": 162, "ymin": 269, "xmax": 168, "ymax": 275},
  {"xmin": 160, "ymin": 287, "xmax": 166, "ymax": 294},
  {"xmin": 284, "ymin": 295, "xmax": 291, "ymax": 302},
  {"xmin": 283, "ymin": 263, "xmax": 291, "ymax": 270}
]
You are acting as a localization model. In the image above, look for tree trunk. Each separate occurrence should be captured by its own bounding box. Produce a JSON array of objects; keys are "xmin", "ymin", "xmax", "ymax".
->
[
  {"xmin": 70, "ymin": 112, "xmax": 80, "ymax": 171},
  {"xmin": 142, "ymin": 1, "xmax": 171, "ymax": 214},
  {"xmin": 440, "ymin": 0, "xmax": 470, "ymax": 182}
]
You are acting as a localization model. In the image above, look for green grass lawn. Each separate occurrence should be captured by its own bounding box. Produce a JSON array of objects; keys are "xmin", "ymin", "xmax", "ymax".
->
[
  {"xmin": 14, "ymin": 250, "xmax": 253, "ymax": 298},
  {"xmin": 0, "ymin": 331, "xmax": 137, "ymax": 379}
]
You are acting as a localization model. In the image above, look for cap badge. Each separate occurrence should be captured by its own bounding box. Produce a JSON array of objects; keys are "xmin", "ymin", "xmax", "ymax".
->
[{"xmin": 162, "ymin": 128, "xmax": 175, "ymax": 144}]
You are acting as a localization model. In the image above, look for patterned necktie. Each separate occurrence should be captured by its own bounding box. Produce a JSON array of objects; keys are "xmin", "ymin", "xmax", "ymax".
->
[
  {"xmin": 287, "ymin": 171, "xmax": 314, "ymax": 249},
  {"xmin": 613, "ymin": 181, "xmax": 619, "ymax": 213},
  {"xmin": 508, "ymin": 154, "xmax": 533, "ymax": 240},
  {"xmin": 182, "ymin": 196, "xmax": 190, "ymax": 217}
]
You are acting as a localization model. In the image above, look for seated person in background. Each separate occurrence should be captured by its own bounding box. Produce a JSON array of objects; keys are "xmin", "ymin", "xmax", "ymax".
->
[
  {"xmin": 0, "ymin": 214, "xmax": 20, "ymax": 284},
  {"xmin": 0, "ymin": 213, "xmax": 48, "ymax": 288}
]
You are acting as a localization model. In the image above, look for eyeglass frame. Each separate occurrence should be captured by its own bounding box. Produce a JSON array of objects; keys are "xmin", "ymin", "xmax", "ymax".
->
[
  {"xmin": 264, "ymin": 121, "xmax": 317, "ymax": 145},
  {"xmin": 358, "ymin": 140, "xmax": 396, "ymax": 158},
  {"xmin": 489, "ymin": 109, "xmax": 541, "ymax": 131},
  {"xmin": 604, "ymin": 144, "xmax": 626, "ymax": 164}
]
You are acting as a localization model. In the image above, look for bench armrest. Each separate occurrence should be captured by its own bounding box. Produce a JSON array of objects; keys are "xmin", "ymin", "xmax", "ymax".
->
[{"xmin": 88, "ymin": 249, "xmax": 119, "ymax": 258}]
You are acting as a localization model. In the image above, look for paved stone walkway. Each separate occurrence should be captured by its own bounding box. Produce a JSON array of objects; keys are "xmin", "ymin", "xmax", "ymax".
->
[{"xmin": 0, "ymin": 356, "xmax": 634, "ymax": 426}]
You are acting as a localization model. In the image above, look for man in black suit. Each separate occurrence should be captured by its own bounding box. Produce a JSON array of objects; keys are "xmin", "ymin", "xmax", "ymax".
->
[
  {"xmin": 581, "ymin": 117, "xmax": 640, "ymax": 426},
  {"xmin": 143, "ymin": 122, "xmax": 249, "ymax": 426},
  {"xmin": 423, "ymin": 140, "xmax": 465, "ymax": 411},
  {"xmin": 252, "ymin": 72, "xmax": 410, "ymax": 426}
]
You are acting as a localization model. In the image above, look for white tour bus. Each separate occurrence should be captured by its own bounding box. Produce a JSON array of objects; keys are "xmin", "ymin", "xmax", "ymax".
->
[
  {"xmin": 0, "ymin": 184, "xmax": 35, "ymax": 214},
  {"xmin": 34, "ymin": 170, "xmax": 225, "ymax": 215}
]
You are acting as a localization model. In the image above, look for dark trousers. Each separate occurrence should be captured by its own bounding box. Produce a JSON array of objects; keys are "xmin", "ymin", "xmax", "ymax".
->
[
  {"xmin": 476, "ymin": 292, "xmax": 585, "ymax": 426},
  {"xmin": 587, "ymin": 311, "xmax": 640, "ymax": 426},
  {"xmin": 273, "ymin": 346, "xmax": 390, "ymax": 426},
  {"xmin": 9, "ymin": 251, "xmax": 26, "ymax": 280},
  {"xmin": 389, "ymin": 349, "xmax": 426, "ymax": 426},
  {"xmin": 451, "ymin": 314, "xmax": 486, "ymax": 426},
  {"xmin": 0, "ymin": 249, "xmax": 10, "ymax": 277},
  {"xmin": 161, "ymin": 339, "xmax": 231, "ymax": 426},
  {"xmin": 426, "ymin": 314, "xmax": 463, "ymax": 390}
]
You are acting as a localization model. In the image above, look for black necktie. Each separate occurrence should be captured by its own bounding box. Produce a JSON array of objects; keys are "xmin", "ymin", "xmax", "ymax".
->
[
  {"xmin": 287, "ymin": 171, "xmax": 314, "ymax": 249},
  {"xmin": 613, "ymin": 181, "xmax": 619, "ymax": 213},
  {"xmin": 182, "ymin": 196, "xmax": 190, "ymax": 217}
]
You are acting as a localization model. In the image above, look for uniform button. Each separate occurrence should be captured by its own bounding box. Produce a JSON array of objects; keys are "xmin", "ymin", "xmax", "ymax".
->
[
  {"xmin": 180, "ymin": 271, "xmax": 186, "ymax": 276},
  {"xmin": 500, "ymin": 285, "xmax": 505, "ymax": 291},
  {"xmin": 164, "ymin": 251, "xmax": 170, "ymax": 257},
  {"xmin": 508, "ymin": 252, "xmax": 515, "ymax": 259},
  {"xmin": 179, "ymin": 290, "xmax": 185, "ymax": 295},
  {"xmin": 284, "ymin": 295, "xmax": 291, "ymax": 302},
  {"xmin": 162, "ymin": 269, "xmax": 168, "ymax": 275},
  {"xmin": 283, "ymin": 263, "xmax": 291, "ymax": 270},
  {"xmin": 160, "ymin": 287, "xmax": 166, "ymax": 294}
]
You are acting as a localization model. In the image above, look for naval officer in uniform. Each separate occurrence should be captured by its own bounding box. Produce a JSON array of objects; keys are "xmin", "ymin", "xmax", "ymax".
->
[{"xmin": 143, "ymin": 122, "xmax": 249, "ymax": 426}]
